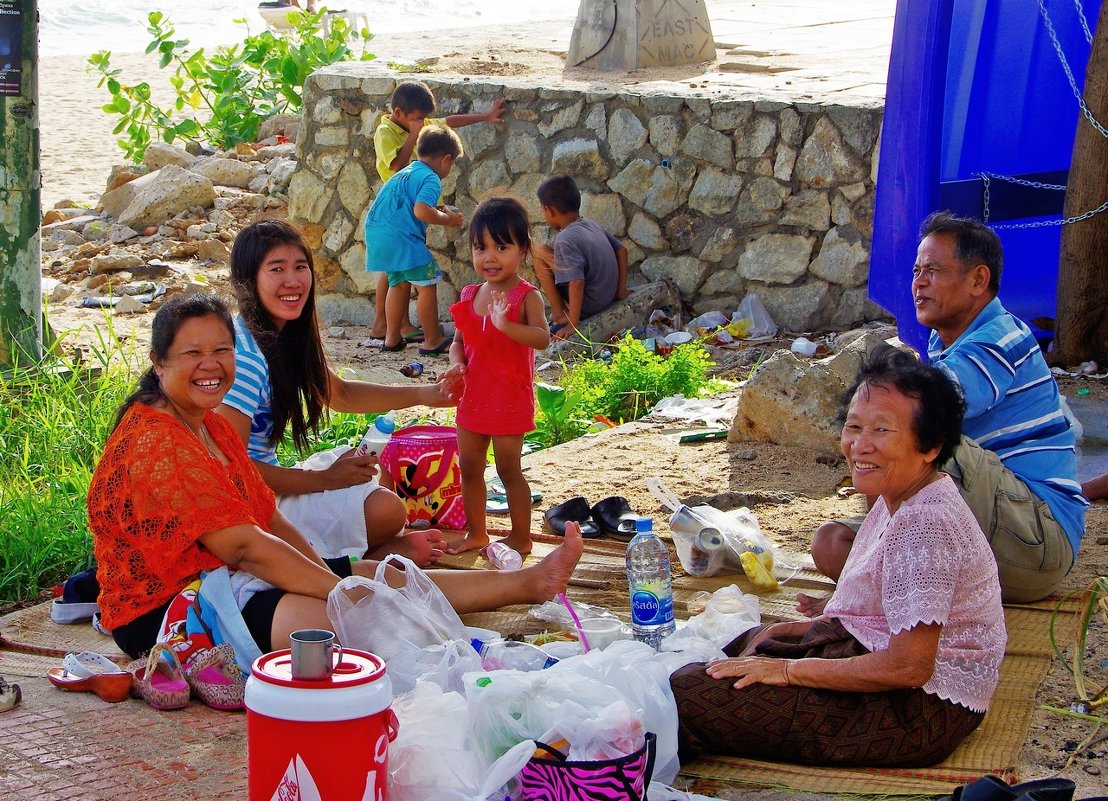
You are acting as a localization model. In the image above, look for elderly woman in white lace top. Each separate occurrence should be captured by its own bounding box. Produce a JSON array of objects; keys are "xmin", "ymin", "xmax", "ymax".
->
[{"xmin": 671, "ymin": 344, "xmax": 1006, "ymax": 768}]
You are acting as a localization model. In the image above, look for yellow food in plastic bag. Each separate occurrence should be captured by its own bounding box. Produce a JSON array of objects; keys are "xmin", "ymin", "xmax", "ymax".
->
[
  {"xmin": 759, "ymin": 549, "xmax": 774, "ymax": 572},
  {"xmin": 726, "ymin": 318, "xmax": 751, "ymax": 338},
  {"xmin": 740, "ymin": 550, "xmax": 779, "ymax": 592}
]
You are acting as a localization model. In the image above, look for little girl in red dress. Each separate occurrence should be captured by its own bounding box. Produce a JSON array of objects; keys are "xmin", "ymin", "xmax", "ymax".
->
[{"xmin": 446, "ymin": 197, "xmax": 551, "ymax": 557}]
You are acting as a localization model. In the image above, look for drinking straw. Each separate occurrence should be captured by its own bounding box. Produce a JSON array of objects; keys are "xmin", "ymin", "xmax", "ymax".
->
[{"xmin": 558, "ymin": 592, "xmax": 591, "ymax": 653}]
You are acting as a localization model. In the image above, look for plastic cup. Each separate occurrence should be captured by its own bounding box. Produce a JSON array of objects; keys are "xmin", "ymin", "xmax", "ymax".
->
[{"xmin": 578, "ymin": 618, "xmax": 626, "ymax": 650}]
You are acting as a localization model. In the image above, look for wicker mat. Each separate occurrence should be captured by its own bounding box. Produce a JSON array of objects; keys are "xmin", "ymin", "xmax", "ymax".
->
[{"xmin": 0, "ymin": 544, "xmax": 1073, "ymax": 796}]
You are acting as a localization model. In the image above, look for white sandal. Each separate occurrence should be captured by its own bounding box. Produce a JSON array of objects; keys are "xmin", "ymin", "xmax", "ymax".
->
[{"xmin": 60, "ymin": 651, "xmax": 126, "ymax": 678}]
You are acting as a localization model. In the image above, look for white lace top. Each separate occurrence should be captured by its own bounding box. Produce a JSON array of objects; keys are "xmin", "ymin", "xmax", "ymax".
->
[{"xmin": 824, "ymin": 475, "xmax": 1006, "ymax": 712}]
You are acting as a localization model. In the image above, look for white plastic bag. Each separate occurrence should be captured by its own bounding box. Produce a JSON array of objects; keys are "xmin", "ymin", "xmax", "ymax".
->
[
  {"xmin": 388, "ymin": 681, "xmax": 534, "ymax": 801},
  {"xmin": 734, "ymin": 292, "xmax": 777, "ymax": 338},
  {"xmin": 464, "ymin": 640, "xmax": 683, "ymax": 785},
  {"xmin": 662, "ymin": 585, "xmax": 761, "ymax": 649},
  {"xmin": 326, "ymin": 556, "xmax": 483, "ymax": 694},
  {"xmin": 646, "ymin": 478, "xmax": 777, "ymax": 578}
]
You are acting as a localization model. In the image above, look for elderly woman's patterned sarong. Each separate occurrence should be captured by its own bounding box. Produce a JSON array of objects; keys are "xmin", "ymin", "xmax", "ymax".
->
[{"xmin": 670, "ymin": 619, "xmax": 985, "ymax": 768}]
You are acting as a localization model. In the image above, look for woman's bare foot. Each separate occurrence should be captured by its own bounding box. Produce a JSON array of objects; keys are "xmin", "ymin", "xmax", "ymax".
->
[
  {"xmin": 366, "ymin": 529, "xmax": 446, "ymax": 567},
  {"xmin": 796, "ymin": 592, "xmax": 829, "ymax": 617},
  {"xmin": 526, "ymin": 521, "xmax": 584, "ymax": 602},
  {"xmin": 446, "ymin": 531, "xmax": 490, "ymax": 554}
]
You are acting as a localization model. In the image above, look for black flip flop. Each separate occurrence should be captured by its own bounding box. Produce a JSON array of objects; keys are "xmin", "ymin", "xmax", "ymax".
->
[
  {"xmin": 590, "ymin": 496, "xmax": 639, "ymax": 539},
  {"xmin": 542, "ymin": 496, "xmax": 600, "ymax": 538},
  {"xmin": 381, "ymin": 340, "xmax": 407, "ymax": 352}
]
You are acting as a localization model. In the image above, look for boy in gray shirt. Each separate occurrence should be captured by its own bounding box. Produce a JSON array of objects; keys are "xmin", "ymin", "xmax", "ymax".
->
[{"xmin": 533, "ymin": 175, "xmax": 628, "ymax": 340}]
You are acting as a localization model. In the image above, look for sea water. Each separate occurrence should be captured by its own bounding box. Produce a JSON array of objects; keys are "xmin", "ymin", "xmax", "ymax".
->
[{"xmin": 38, "ymin": 0, "xmax": 580, "ymax": 57}]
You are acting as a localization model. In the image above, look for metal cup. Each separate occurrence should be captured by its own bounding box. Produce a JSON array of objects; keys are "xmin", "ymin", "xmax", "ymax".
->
[{"xmin": 289, "ymin": 629, "xmax": 344, "ymax": 681}]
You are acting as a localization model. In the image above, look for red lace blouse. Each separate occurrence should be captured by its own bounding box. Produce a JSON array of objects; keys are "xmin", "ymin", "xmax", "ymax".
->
[{"xmin": 88, "ymin": 403, "xmax": 277, "ymax": 629}]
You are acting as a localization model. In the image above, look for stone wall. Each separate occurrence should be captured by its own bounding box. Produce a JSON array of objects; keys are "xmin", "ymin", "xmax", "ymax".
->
[{"xmin": 289, "ymin": 63, "xmax": 888, "ymax": 331}]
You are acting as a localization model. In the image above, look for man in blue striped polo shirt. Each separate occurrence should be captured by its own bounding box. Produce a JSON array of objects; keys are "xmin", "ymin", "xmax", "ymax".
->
[{"xmin": 812, "ymin": 211, "xmax": 1087, "ymax": 604}]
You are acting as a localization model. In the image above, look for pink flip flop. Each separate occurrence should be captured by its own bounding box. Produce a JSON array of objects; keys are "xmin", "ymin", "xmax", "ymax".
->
[
  {"xmin": 127, "ymin": 644, "xmax": 190, "ymax": 710},
  {"xmin": 184, "ymin": 644, "xmax": 245, "ymax": 711}
]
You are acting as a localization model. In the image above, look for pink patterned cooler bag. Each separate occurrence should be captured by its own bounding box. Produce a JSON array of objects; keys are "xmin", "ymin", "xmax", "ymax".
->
[
  {"xmin": 515, "ymin": 732, "xmax": 656, "ymax": 801},
  {"xmin": 380, "ymin": 425, "xmax": 467, "ymax": 530}
]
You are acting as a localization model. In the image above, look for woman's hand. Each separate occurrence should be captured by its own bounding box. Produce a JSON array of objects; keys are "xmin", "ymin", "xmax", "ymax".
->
[
  {"xmin": 706, "ymin": 656, "xmax": 792, "ymax": 689},
  {"xmin": 438, "ymin": 363, "xmax": 465, "ymax": 400},
  {"xmin": 322, "ymin": 449, "xmax": 379, "ymax": 489}
]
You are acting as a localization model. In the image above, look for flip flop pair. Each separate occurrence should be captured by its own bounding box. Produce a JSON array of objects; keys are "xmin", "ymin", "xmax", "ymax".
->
[
  {"xmin": 47, "ymin": 651, "xmax": 132, "ymax": 703},
  {"xmin": 542, "ymin": 496, "xmax": 639, "ymax": 539},
  {"xmin": 486, "ymin": 475, "xmax": 543, "ymax": 514}
]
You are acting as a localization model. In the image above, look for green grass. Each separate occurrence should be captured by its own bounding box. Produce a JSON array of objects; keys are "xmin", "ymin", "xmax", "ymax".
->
[{"xmin": 0, "ymin": 321, "xmax": 139, "ymax": 606}]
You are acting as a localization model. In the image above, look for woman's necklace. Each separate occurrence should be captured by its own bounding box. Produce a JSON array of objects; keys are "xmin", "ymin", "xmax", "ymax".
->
[{"xmin": 166, "ymin": 401, "xmax": 219, "ymax": 460}]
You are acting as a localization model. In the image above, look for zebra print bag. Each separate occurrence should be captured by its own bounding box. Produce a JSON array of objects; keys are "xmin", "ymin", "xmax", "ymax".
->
[{"xmin": 515, "ymin": 732, "xmax": 656, "ymax": 801}]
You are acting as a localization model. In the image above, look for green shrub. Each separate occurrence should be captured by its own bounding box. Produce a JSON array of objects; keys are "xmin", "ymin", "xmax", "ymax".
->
[
  {"xmin": 530, "ymin": 336, "xmax": 721, "ymax": 448},
  {"xmin": 89, "ymin": 9, "xmax": 375, "ymax": 161}
]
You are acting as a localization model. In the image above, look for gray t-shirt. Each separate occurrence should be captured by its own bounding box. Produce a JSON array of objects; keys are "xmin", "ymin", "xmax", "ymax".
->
[{"xmin": 552, "ymin": 218, "xmax": 623, "ymax": 318}]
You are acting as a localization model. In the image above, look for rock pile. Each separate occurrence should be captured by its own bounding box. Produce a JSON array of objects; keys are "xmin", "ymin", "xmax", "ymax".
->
[{"xmin": 39, "ymin": 115, "xmax": 301, "ymax": 317}]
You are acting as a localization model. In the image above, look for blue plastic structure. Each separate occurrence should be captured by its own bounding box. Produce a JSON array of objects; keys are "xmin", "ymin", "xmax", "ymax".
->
[{"xmin": 870, "ymin": 0, "xmax": 1101, "ymax": 356}]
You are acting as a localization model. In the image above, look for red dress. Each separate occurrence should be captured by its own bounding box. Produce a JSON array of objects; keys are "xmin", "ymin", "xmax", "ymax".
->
[{"xmin": 449, "ymin": 280, "xmax": 538, "ymax": 436}]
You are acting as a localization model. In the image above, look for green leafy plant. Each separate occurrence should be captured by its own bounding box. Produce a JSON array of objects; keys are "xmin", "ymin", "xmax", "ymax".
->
[
  {"xmin": 527, "ymin": 381, "xmax": 590, "ymax": 449},
  {"xmin": 527, "ymin": 336, "xmax": 722, "ymax": 449},
  {"xmin": 563, "ymin": 335, "xmax": 720, "ymax": 423},
  {"xmin": 387, "ymin": 60, "xmax": 432, "ymax": 74},
  {"xmin": 89, "ymin": 9, "xmax": 375, "ymax": 161}
]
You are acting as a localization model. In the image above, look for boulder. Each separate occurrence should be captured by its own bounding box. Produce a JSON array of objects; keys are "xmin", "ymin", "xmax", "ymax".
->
[
  {"xmin": 118, "ymin": 165, "xmax": 217, "ymax": 230},
  {"xmin": 90, "ymin": 254, "xmax": 144, "ymax": 275},
  {"xmin": 730, "ymin": 348, "xmax": 844, "ymax": 455},
  {"xmin": 191, "ymin": 158, "xmax": 257, "ymax": 189},
  {"xmin": 144, "ymin": 142, "xmax": 196, "ymax": 171},
  {"xmin": 100, "ymin": 170, "xmax": 162, "ymax": 219}
]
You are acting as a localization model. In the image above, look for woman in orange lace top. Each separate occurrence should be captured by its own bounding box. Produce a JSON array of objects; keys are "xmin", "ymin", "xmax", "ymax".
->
[{"xmin": 88, "ymin": 293, "xmax": 584, "ymax": 659}]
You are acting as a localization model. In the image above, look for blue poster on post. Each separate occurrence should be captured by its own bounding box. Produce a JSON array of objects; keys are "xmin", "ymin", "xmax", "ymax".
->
[{"xmin": 0, "ymin": 0, "xmax": 22, "ymax": 96}]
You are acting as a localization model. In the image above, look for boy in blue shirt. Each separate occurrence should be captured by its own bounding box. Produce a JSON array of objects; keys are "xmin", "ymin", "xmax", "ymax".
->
[
  {"xmin": 368, "ymin": 81, "xmax": 507, "ymax": 344},
  {"xmin": 364, "ymin": 126, "xmax": 464, "ymax": 354}
]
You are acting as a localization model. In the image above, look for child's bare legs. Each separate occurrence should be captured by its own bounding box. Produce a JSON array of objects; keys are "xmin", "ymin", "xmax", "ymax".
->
[
  {"xmin": 371, "ymin": 273, "xmax": 418, "ymax": 339},
  {"xmin": 448, "ymin": 426, "xmax": 492, "ymax": 553},
  {"xmin": 491, "ymin": 433, "xmax": 532, "ymax": 555},
  {"xmin": 383, "ymin": 280, "xmax": 412, "ymax": 348},
  {"xmin": 413, "ymin": 282, "xmax": 446, "ymax": 350}
]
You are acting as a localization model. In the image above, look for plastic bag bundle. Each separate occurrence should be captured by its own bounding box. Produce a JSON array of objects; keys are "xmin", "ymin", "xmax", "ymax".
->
[
  {"xmin": 388, "ymin": 681, "xmax": 535, "ymax": 801},
  {"xmin": 645, "ymin": 478, "xmax": 778, "ymax": 589},
  {"xmin": 662, "ymin": 585, "xmax": 761, "ymax": 649},
  {"xmin": 733, "ymin": 292, "xmax": 777, "ymax": 338},
  {"xmin": 325, "ymin": 556, "xmax": 482, "ymax": 694},
  {"xmin": 464, "ymin": 640, "xmax": 683, "ymax": 785}
]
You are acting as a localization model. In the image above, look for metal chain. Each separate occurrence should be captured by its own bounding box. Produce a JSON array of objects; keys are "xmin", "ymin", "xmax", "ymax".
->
[
  {"xmin": 978, "ymin": 172, "xmax": 1108, "ymax": 229},
  {"xmin": 1073, "ymin": 0, "xmax": 1094, "ymax": 44},
  {"xmin": 1038, "ymin": 0, "xmax": 1108, "ymax": 139},
  {"xmin": 976, "ymin": 171, "xmax": 1067, "ymax": 191}
]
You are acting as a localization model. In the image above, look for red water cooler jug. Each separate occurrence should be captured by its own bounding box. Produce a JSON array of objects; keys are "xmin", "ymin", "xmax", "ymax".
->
[{"xmin": 245, "ymin": 648, "xmax": 397, "ymax": 801}]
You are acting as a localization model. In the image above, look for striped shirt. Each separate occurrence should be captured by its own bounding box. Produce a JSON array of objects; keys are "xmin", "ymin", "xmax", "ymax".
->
[
  {"xmin": 222, "ymin": 317, "xmax": 279, "ymax": 465},
  {"xmin": 928, "ymin": 298, "xmax": 1087, "ymax": 551}
]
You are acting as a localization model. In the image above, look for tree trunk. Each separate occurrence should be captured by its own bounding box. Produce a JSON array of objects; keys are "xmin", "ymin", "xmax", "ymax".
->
[{"xmin": 1053, "ymin": 1, "xmax": 1108, "ymax": 367}]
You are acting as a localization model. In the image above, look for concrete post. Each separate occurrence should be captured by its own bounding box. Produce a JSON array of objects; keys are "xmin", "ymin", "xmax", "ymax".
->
[
  {"xmin": 0, "ymin": 0, "xmax": 41, "ymax": 368},
  {"xmin": 567, "ymin": 0, "xmax": 715, "ymax": 71}
]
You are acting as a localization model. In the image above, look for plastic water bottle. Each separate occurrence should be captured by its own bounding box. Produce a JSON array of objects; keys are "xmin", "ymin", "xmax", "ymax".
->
[
  {"xmin": 356, "ymin": 413, "xmax": 395, "ymax": 457},
  {"xmin": 626, "ymin": 516, "xmax": 676, "ymax": 649},
  {"xmin": 485, "ymin": 541, "xmax": 523, "ymax": 571}
]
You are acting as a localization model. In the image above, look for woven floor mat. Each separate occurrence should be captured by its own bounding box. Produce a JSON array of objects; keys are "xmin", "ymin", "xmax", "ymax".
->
[{"xmin": 1, "ymin": 602, "xmax": 125, "ymax": 661}]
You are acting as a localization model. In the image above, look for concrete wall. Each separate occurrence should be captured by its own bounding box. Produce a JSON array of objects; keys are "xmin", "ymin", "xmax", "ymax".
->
[{"xmin": 289, "ymin": 64, "xmax": 888, "ymax": 331}]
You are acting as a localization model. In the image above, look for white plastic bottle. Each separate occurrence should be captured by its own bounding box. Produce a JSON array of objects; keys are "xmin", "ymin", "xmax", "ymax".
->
[
  {"xmin": 626, "ymin": 516, "xmax": 676, "ymax": 649},
  {"xmin": 485, "ymin": 541, "xmax": 523, "ymax": 571},
  {"xmin": 356, "ymin": 414, "xmax": 395, "ymax": 457}
]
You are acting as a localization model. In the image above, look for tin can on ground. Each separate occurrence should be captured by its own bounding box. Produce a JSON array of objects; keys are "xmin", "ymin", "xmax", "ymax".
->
[
  {"xmin": 399, "ymin": 362, "xmax": 424, "ymax": 378},
  {"xmin": 245, "ymin": 648, "xmax": 397, "ymax": 801}
]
